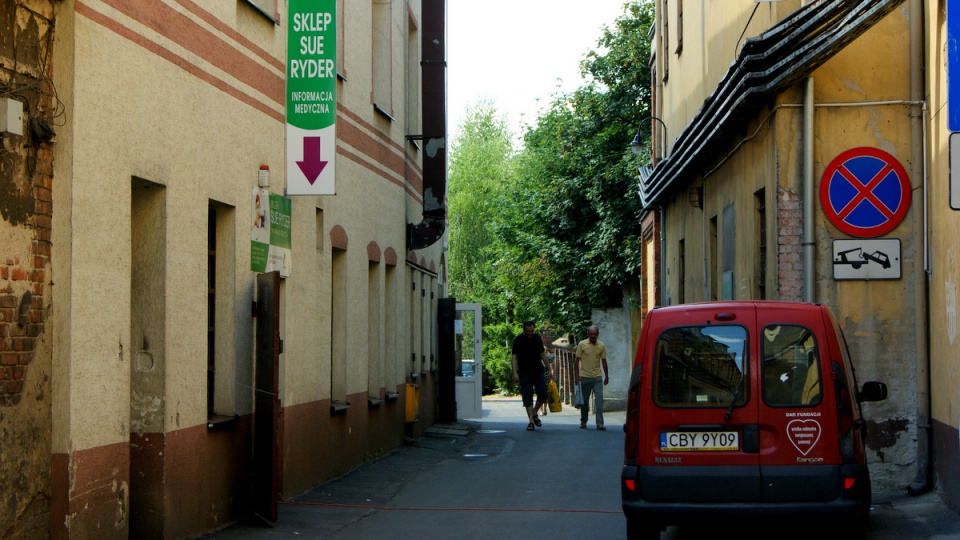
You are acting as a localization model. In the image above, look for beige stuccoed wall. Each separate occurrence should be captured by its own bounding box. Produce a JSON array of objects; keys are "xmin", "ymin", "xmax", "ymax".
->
[
  {"xmin": 928, "ymin": 17, "xmax": 959, "ymax": 441},
  {"xmin": 656, "ymin": 1, "xmax": 800, "ymax": 158},
  {"xmin": 924, "ymin": 0, "xmax": 960, "ymax": 509},
  {"xmin": 54, "ymin": 1, "xmax": 287, "ymax": 450},
  {"xmin": 50, "ymin": 1, "xmax": 443, "ymax": 533}
]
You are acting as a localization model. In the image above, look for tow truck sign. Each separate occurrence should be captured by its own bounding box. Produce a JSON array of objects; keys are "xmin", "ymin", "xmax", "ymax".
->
[
  {"xmin": 286, "ymin": 0, "xmax": 337, "ymax": 195},
  {"xmin": 832, "ymin": 239, "xmax": 901, "ymax": 280}
]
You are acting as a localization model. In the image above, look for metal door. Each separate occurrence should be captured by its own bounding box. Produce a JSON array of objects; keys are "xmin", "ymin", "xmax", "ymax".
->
[
  {"xmin": 253, "ymin": 271, "xmax": 282, "ymax": 521},
  {"xmin": 454, "ymin": 303, "xmax": 482, "ymax": 419}
]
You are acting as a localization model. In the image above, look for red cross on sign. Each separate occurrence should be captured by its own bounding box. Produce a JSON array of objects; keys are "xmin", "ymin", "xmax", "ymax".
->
[{"xmin": 819, "ymin": 147, "xmax": 911, "ymax": 238}]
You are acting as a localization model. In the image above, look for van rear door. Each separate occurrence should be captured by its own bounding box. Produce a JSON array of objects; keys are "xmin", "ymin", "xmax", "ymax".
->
[
  {"xmin": 755, "ymin": 304, "xmax": 841, "ymax": 502},
  {"xmin": 639, "ymin": 305, "xmax": 761, "ymax": 503}
]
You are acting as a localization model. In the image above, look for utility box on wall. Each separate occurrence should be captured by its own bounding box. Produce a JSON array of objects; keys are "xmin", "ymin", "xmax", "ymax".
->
[{"xmin": 0, "ymin": 98, "xmax": 23, "ymax": 135}]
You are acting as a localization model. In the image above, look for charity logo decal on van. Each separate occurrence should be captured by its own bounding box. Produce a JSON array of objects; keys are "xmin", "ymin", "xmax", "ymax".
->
[{"xmin": 787, "ymin": 419, "xmax": 822, "ymax": 456}]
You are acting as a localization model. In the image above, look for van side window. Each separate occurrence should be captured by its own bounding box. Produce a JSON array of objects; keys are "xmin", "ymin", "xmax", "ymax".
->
[
  {"xmin": 654, "ymin": 325, "xmax": 748, "ymax": 407},
  {"xmin": 761, "ymin": 324, "xmax": 821, "ymax": 406}
]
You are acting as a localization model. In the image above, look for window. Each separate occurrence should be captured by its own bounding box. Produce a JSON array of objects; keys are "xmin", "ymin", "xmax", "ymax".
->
[
  {"xmin": 372, "ymin": 0, "xmax": 393, "ymax": 119},
  {"xmin": 406, "ymin": 9, "xmax": 420, "ymax": 144},
  {"xmin": 384, "ymin": 263, "xmax": 397, "ymax": 390},
  {"xmin": 676, "ymin": 0, "xmax": 683, "ymax": 55},
  {"xmin": 709, "ymin": 216, "xmax": 718, "ymax": 301},
  {"xmin": 654, "ymin": 325, "xmax": 748, "ymax": 407},
  {"xmin": 762, "ymin": 325, "xmax": 821, "ymax": 406},
  {"xmin": 755, "ymin": 189, "xmax": 766, "ymax": 299},
  {"xmin": 316, "ymin": 209, "xmax": 324, "ymax": 251},
  {"xmin": 331, "ymin": 248, "xmax": 348, "ymax": 406},
  {"xmin": 131, "ymin": 177, "xmax": 166, "ymax": 434},
  {"xmin": 410, "ymin": 271, "xmax": 420, "ymax": 376},
  {"xmin": 368, "ymin": 260, "xmax": 382, "ymax": 400},
  {"xmin": 721, "ymin": 205, "xmax": 736, "ymax": 300},
  {"xmin": 662, "ymin": 0, "xmax": 669, "ymax": 83},
  {"xmin": 678, "ymin": 238, "xmax": 685, "ymax": 304},
  {"xmin": 206, "ymin": 201, "xmax": 236, "ymax": 419},
  {"xmin": 207, "ymin": 205, "xmax": 217, "ymax": 415}
]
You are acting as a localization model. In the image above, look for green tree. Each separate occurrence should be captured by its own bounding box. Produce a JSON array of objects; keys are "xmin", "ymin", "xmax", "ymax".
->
[
  {"xmin": 497, "ymin": 0, "xmax": 656, "ymax": 332},
  {"xmin": 446, "ymin": 2, "xmax": 656, "ymax": 389},
  {"xmin": 447, "ymin": 101, "xmax": 520, "ymax": 392}
]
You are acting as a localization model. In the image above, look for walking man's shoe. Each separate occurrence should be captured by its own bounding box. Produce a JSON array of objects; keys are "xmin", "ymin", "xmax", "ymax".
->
[{"xmin": 597, "ymin": 425, "xmax": 606, "ymax": 431}]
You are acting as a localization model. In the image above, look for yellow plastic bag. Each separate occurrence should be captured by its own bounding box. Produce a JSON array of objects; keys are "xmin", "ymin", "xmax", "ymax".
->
[{"xmin": 548, "ymin": 379, "xmax": 562, "ymax": 413}]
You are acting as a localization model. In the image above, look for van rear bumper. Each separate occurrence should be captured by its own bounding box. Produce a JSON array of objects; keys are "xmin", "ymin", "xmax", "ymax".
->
[{"xmin": 621, "ymin": 464, "xmax": 871, "ymax": 525}]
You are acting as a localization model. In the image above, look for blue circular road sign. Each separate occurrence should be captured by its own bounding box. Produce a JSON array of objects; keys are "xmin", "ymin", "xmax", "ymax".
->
[{"xmin": 819, "ymin": 147, "xmax": 911, "ymax": 238}]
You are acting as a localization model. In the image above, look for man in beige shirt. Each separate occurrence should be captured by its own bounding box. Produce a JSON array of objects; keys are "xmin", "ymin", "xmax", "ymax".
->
[{"xmin": 574, "ymin": 326, "xmax": 609, "ymax": 430}]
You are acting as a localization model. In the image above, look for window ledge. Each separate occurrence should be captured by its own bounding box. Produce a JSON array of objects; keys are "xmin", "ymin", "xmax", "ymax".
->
[
  {"xmin": 373, "ymin": 103, "xmax": 395, "ymax": 122},
  {"xmin": 385, "ymin": 392, "xmax": 400, "ymax": 402},
  {"xmin": 207, "ymin": 414, "xmax": 239, "ymax": 430},
  {"xmin": 368, "ymin": 397, "xmax": 384, "ymax": 408},
  {"xmin": 330, "ymin": 401, "xmax": 351, "ymax": 415}
]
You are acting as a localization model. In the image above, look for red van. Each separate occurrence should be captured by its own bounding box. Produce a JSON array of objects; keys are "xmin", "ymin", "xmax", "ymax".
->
[{"xmin": 621, "ymin": 301, "xmax": 887, "ymax": 538}]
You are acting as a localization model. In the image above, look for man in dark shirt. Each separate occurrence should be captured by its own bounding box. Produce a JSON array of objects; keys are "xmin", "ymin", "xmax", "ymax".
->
[{"xmin": 511, "ymin": 321, "xmax": 553, "ymax": 431}]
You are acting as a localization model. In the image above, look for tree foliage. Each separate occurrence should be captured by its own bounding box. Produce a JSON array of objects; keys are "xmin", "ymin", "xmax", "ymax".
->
[
  {"xmin": 446, "ymin": 1, "xmax": 655, "ymax": 391},
  {"xmin": 447, "ymin": 102, "xmax": 521, "ymax": 392},
  {"xmin": 500, "ymin": 0, "xmax": 655, "ymax": 331}
]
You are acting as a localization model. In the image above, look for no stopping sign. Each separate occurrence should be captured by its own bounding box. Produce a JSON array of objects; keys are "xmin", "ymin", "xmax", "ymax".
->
[{"xmin": 819, "ymin": 147, "xmax": 911, "ymax": 238}]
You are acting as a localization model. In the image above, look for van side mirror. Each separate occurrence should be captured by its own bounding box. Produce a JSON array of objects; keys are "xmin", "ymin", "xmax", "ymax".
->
[{"xmin": 858, "ymin": 381, "xmax": 887, "ymax": 402}]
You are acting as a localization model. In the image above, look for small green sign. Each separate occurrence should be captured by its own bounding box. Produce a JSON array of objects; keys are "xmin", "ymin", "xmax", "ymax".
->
[{"xmin": 251, "ymin": 189, "xmax": 292, "ymax": 276}]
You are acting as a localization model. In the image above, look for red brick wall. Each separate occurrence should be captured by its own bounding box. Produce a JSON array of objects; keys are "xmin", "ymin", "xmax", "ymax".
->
[
  {"xmin": 777, "ymin": 188, "xmax": 803, "ymax": 301},
  {"xmin": 0, "ymin": 2, "xmax": 57, "ymax": 538}
]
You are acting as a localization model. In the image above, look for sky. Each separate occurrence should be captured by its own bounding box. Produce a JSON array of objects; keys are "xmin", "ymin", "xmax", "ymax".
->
[{"xmin": 446, "ymin": 1, "xmax": 628, "ymax": 144}]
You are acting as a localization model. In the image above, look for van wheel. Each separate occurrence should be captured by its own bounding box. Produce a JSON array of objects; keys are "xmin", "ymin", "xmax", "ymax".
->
[{"xmin": 626, "ymin": 517, "xmax": 660, "ymax": 540}]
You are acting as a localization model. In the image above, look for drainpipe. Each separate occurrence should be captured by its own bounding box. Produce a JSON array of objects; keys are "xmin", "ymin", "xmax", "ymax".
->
[
  {"xmin": 907, "ymin": 0, "xmax": 931, "ymax": 496},
  {"xmin": 407, "ymin": 0, "xmax": 448, "ymax": 250},
  {"xmin": 803, "ymin": 77, "xmax": 814, "ymax": 303}
]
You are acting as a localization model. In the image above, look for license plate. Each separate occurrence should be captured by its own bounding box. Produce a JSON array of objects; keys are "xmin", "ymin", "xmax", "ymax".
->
[{"xmin": 660, "ymin": 431, "xmax": 739, "ymax": 451}]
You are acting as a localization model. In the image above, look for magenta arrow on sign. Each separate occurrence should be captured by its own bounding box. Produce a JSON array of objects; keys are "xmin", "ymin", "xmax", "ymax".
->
[{"xmin": 296, "ymin": 137, "xmax": 328, "ymax": 184}]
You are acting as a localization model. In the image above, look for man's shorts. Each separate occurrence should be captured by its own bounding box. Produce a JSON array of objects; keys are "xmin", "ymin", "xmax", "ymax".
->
[{"xmin": 519, "ymin": 374, "xmax": 547, "ymax": 407}]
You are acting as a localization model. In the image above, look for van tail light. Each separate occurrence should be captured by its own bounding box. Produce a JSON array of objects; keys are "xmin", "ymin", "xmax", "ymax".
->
[
  {"xmin": 843, "ymin": 477, "xmax": 856, "ymax": 490},
  {"xmin": 833, "ymin": 361, "xmax": 855, "ymax": 462},
  {"xmin": 624, "ymin": 366, "xmax": 643, "ymax": 464},
  {"xmin": 624, "ymin": 478, "xmax": 637, "ymax": 492}
]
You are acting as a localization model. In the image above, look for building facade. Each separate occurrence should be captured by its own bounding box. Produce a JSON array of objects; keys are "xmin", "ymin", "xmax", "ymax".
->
[
  {"xmin": 641, "ymin": 0, "xmax": 940, "ymax": 498},
  {"xmin": 1, "ymin": 0, "xmax": 449, "ymax": 538}
]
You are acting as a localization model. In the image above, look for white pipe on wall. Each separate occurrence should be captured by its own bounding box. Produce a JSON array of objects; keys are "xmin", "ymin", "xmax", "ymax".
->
[{"xmin": 803, "ymin": 78, "xmax": 814, "ymax": 303}]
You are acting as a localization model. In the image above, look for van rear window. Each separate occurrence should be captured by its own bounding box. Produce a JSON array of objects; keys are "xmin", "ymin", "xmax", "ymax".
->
[
  {"xmin": 654, "ymin": 325, "xmax": 748, "ymax": 407},
  {"xmin": 761, "ymin": 324, "xmax": 822, "ymax": 406}
]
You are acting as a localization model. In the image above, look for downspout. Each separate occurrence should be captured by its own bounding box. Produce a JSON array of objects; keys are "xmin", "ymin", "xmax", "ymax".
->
[
  {"xmin": 803, "ymin": 78, "xmax": 814, "ymax": 303},
  {"xmin": 907, "ymin": 0, "xmax": 931, "ymax": 495},
  {"xmin": 407, "ymin": 0, "xmax": 447, "ymax": 250}
]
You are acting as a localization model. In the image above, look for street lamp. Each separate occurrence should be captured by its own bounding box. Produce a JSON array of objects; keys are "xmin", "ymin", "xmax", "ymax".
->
[{"xmin": 629, "ymin": 116, "xmax": 668, "ymax": 157}]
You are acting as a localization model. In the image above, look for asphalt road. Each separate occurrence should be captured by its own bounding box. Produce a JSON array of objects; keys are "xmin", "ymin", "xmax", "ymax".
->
[{"xmin": 200, "ymin": 398, "xmax": 960, "ymax": 539}]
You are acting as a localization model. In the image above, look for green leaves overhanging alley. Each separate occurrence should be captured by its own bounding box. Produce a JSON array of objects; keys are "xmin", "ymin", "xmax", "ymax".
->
[{"xmin": 447, "ymin": 1, "xmax": 655, "ymax": 393}]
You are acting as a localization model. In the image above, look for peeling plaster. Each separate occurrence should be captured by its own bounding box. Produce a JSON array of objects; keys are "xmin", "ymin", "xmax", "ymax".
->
[
  {"xmin": 948, "ymin": 281, "xmax": 957, "ymax": 344},
  {"xmin": 866, "ymin": 417, "xmax": 910, "ymax": 463},
  {"xmin": 424, "ymin": 136, "xmax": 445, "ymax": 158}
]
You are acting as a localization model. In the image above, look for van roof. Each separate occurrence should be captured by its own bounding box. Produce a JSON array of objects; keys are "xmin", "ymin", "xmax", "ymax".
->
[{"xmin": 650, "ymin": 300, "xmax": 823, "ymax": 313}]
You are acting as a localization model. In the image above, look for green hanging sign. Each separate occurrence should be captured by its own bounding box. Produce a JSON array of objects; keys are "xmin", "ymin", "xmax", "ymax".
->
[{"xmin": 286, "ymin": 0, "xmax": 337, "ymax": 195}]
